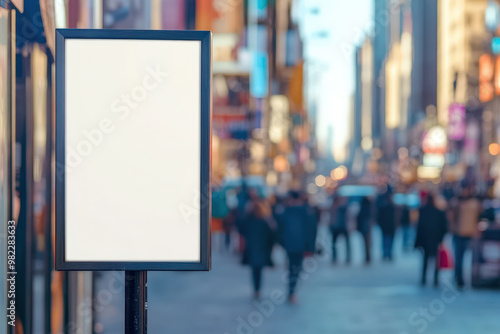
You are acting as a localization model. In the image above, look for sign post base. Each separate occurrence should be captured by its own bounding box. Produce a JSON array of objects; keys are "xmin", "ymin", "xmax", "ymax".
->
[{"xmin": 125, "ymin": 271, "xmax": 147, "ymax": 334}]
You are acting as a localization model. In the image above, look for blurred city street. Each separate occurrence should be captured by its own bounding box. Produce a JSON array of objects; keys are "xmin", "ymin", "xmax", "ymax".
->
[{"xmin": 95, "ymin": 228, "xmax": 500, "ymax": 334}]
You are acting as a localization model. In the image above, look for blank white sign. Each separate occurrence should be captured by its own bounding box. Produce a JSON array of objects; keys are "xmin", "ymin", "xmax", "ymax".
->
[{"xmin": 64, "ymin": 38, "xmax": 202, "ymax": 262}]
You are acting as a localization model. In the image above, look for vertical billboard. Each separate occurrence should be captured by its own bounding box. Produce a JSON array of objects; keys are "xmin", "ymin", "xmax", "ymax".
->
[{"xmin": 55, "ymin": 29, "xmax": 212, "ymax": 270}]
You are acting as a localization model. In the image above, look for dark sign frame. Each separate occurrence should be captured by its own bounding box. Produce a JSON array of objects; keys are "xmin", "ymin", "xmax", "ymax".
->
[{"xmin": 55, "ymin": 29, "xmax": 211, "ymax": 271}]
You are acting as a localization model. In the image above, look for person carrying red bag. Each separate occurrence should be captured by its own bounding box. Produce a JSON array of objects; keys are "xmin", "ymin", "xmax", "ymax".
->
[{"xmin": 415, "ymin": 193, "xmax": 448, "ymax": 287}]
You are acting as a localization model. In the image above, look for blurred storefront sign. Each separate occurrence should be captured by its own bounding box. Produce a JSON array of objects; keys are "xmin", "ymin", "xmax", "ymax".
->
[
  {"xmin": 248, "ymin": 0, "xmax": 268, "ymax": 20},
  {"xmin": 423, "ymin": 153, "xmax": 445, "ymax": 168},
  {"xmin": 448, "ymin": 103, "xmax": 466, "ymax": 140},
  {"xmin": 213, "ymin": 108, "xmax": 249, "ymax": 139},
  {"xmin": 159, "ymin": 0, "xmax": 186, "ymax": 29},
  {"xmin": 287, "ymin": 61, "xmax": 304, "ymax": 113},
  {"xmin": 420, "ymin": 126, "xmax": 447, "ymax": 179},
  {"xmin": 492, "ymin": 37, "xmax": 500, "ymax": 55},
  {"xmin": 464, "ymin": 120, "xmax": 480, "ymax": 166},
  {"xmin": 486, "ymin": 0, "xmax": 500, "ymax": 31},
  {"xmin": 250, "ymin": 51, "xmax": 269, "ymax": 98},
  {"xmin": 269, "ymin": 95, "xmax": 289, "ymax": 143},
  {"xmin": 423, "ymin": 126, "xmax": 447, "ymax": 154},
  {"xmin": 213, "ymin": 75, "xmax": 251, "ymax": 140},
  {"xmin": 495, "ymin": 56, "xmax": 500, "ymax": 94},
  {"xmin": 417, "ymin": 166, "xmax": 441, "ymax": 179},
  {"xmin": 196, "ymin": 0, "xmax": 244, "ymax": 33},
  {"xmin": 480, "ymin": 54, "xmax": 495, "ymax": 102}
]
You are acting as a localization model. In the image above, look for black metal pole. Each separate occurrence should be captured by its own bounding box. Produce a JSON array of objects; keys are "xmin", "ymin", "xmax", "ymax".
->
[{"xmin": 125, "ymin": 271, "xmax": 148, "ymax": 334}]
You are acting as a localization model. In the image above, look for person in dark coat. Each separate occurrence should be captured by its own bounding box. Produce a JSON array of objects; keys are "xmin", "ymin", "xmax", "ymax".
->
[
  {"xmin": 400, "ymin": 204, "xmax": 412, "ymax": 251},
  {"xmin": 303, "ymin": 193, "xmax": 320, "ymax": 255},
  {"xmin": 277, "ymin": 191, "xmax": 310, "ymax": 304},
  {"xmin": 223, "ymin": 208, "xmax": 237, "ymax": 251},
  {"xmin": 357, "ymin": 197, "xmax": 372, "ymax": 264},
  {"xmin": 376, "ymin": 191, "xmax": 396, "ymax": 261},
  {"xmin": 239, "ymin": 199, "xmax": 276, "ymax": 300},
  {"xmin": 329, "ymin": 196, "xmax": 351, "ymax": 264},
  {"xmin": 415, "ymin": 194, "xmax": 448, "ymax": 286}
]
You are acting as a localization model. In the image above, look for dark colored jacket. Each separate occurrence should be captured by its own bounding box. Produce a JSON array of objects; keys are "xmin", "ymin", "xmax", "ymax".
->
[
  {"xmin": 377, "ymin": 202, "xmax": 396, "ymax": 235},
  {"xmin": 415, "ymin": 206, "xmax": 448, "ymax": 255},
  {"xmin": 239, "ymin": 214, "xmax": 275, "ymax": 267},
  {"xmin": 400, "ymin": 206, "xmax": 411, "ymax": 227},
  {"xmin": 330, "ymin": 204, "xmax": 348, "ymax": 231},
  {"xmin": 357, "ymin": 200, "xmax": 371, "ymax": 235},
  {"xmin": 278, "ymin": 205, "xmax": 309, "ymax": 254},
  {"xmin": 305, "ymin": 205, "xmax": 320, "ymax": 253}
]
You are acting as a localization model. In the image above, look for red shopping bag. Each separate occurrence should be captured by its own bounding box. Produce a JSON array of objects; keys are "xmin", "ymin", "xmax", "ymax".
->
[{"xmin": 438, "ymin": 244, "xmax": 454, "ymax": 269}]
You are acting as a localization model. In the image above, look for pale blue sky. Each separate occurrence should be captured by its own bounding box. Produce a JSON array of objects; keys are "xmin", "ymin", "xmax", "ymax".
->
[{"xmin": 297, "ymin": 0, "xmax": 373, "ymax": 162}]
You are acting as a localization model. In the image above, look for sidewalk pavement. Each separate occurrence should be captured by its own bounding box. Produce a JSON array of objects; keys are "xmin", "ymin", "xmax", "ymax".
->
[{"xmin": 94, "ymin": 227, "xmax": 500, "ymax": 334}]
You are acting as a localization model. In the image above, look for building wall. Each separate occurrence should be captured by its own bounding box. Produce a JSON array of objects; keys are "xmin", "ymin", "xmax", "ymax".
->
[
  {"xmin": 411, "ymin": 0, "xmax": 438, "ymax": 124},
  {"xmin": 372, "ymin": 0, "xmax": 389, "ymax": 143},
  {"xmin": 437, "ymin": 0, "xmax": 487, "ymax": 124}
]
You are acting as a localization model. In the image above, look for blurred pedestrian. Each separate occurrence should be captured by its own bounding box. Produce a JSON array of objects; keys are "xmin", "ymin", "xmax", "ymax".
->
[
  {"xmin": 239, "ymin": 199, "xmax": 276, "ymax": 300},
  {"xmin": 277, "ymin": 191, "xmax": 310, "ymax": 304},
  {"xmin": 377, "ymin": 191, "xmax": 396, "ymax": 261},
  {"xmin": 212, "ymin": 185, "xmax": 229, "ymax": 251},
  {"xmin": 414, "ymin": 194, "xmax": 448, "ymax": 286},
  {"xmin": 271, "ymin": 194, "xmax": 286, "ymax": 220},
  {"xmin": 223, "ymin": 209, "xmax": 237, "ymax": 251},
  {"xmin": 329, "ymin": 196, "xmax": 351, "ymax": 264},
  {"xmin": 400, "ymin": 203, "xmax": 412, "ymax": 251},
  {"xmin": 357, "ymin": 196, "xmax": 372, "ymax": 264},
  {"xmin": 236, "ymin": 183, "xmax": 251, "ymax": 217},
  {"xmin": 450, "ymin": 186, "xmax": 481, "ymax": 288},
  {"xmin": 303, "ymin": 193, "xmax": 321, "ymax": 255}
]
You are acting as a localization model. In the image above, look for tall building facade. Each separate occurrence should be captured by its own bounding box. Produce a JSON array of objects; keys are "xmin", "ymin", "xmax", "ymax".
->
[
  {"xmin": 411, "ymin": 0, "xmax": 438, "ymax": 126},
  {"xmin": 372, "ymin": 0, "xmax": 389, "ymax": 146},
  {"xmin": 437, "ymin": 0, "xmax": 487, "ymax": 124}
]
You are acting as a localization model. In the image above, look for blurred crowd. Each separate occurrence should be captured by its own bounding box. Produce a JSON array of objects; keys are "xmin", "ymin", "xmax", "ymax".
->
[{"xmin": 214, "ymin": 180, "xmax": 500, "ymax": 303}]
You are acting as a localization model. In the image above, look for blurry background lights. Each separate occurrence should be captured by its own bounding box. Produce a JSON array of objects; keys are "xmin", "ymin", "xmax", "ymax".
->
[
  {"xmin": 361, "ymin": 137, "xmax": 373, "ymax": 151},
  {"xmin": 489, "ymin": 143, "xmax": 500, "ymax": 156},
  {"xmin": 307, "ymin": 183, "xmax": 318, "ymax": 194},
  {"xmin": 398, "ymin": 147, "xmax": 409, "ymax": 159},
  {"xmin": 273, "ymin": 154, "xmax": 290, "ymax": 172},
  {"xmin": 325, "ymin": 177, "xmax": 338, "ymax": 188},
  {"xmin": 331, "ymin": 165, "xmax": 348, "ymax": 180},
  {"xmin": 304, "ymin": 159, "xmax": 316, "ymax": 173},
  {"xmin": 492, "ymin": 37, "xmax": 500, "ymax": 55},
  {"xmin": 250, "ymin": 142, "xmax": 266, "ymax": 162},
  {"xmin": 266, "ymin": 171, "xmax": 278, "ymax": 186},
  {"xmin": 269, "ymin": 95, "xmax": 289, "ymax": 143},
  {"xmin": 486, "ymin": 0, "xmax": 500, "ymax": 31},
  {"xmin": 372, "ymin": 147, "xmax": 383, "ymax": 160},
  {"xmin": 315, "ymin": 175, "xmax": 326, "ymax": 187}
]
